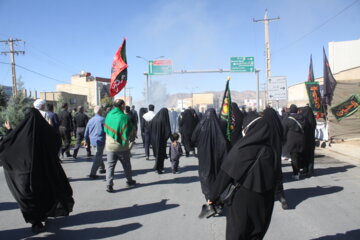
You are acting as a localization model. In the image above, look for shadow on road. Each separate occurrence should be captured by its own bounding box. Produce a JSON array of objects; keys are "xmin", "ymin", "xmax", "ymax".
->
[
  {"xmin": 0, "ymin": 199, "xmax": 177, "ymax": 239},
  {"xmin": 314, "ymin": 165, "xmax": 356, "ymax": 177},
  {"xmin": 113, "ymin": 176, "xmax": 199, "ymax": 193},
  {"xmin": 285, "ymin": 185, "xmax": 343, "ymax": 209},
  {"xmin": 0, "ymin": 202, "xmax": 18, "ymax": 211},
  {"xmin": 0, "ymin": 223, "xmax": 142, "ymax": 240},
  {"xmin": 311, "ymin": 229, "xmax": 360, "ymax": 239},
  {"xmin": 283, "ymin": 164, "xmax": 356, "ymax": 182}
]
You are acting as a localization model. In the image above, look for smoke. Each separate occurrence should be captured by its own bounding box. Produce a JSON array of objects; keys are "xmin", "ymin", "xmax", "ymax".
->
[{"xmin": 148, "ymin": 80, "xmax": 168, "ymax": 110}]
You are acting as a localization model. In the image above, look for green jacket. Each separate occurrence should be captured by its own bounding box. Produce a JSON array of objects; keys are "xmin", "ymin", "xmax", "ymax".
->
[{"xmin": 104, "ymin": 108, "xmax": 133, "ymax": 151}]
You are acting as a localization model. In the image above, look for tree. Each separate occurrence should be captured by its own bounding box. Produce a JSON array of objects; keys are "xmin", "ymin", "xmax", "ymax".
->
[
  {"xmin": 0, "ymin": 86, "xmax": 7, "ymax": 109},
  {"xmin": 101, "ymin": 96, "xmax": 113, "ymax": 109},
  {"xmin": 0, "ymin": 92, "xmax": 33, "ymax": 134},
  {"xmin": 55, "ymin": 96, "xmax": 66, "ymax": 114}
]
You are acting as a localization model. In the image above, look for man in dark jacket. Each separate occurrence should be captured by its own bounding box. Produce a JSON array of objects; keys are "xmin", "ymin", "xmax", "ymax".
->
[
  {"xmin": 59, "ymin": 103, "xmax": 73, "ymax": 158},
  {"xmin": 73, "ymin": 106, "xmax": 91, "ymax": 159},
  {"xmin": 282, "ymin": 104, "xmax": 305, "ymax": 180}
]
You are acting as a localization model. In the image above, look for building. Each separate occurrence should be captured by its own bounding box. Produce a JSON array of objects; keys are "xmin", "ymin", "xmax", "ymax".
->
[
  {"xmin": 56, "ymin": 71, "xmax": 110, "ymax": 107},
  {"xmin": 244, "ymin": 99, "xmax": 263, "ymax": 110},
  {"xmin": 40, "ymin": 91, "xmax": 87, "ymax": 110},
  {"xmin": 192, "ymin": 93, "xmax": 215, "ymax": 112},
  {"xmin": 329, "ymin": 38, "xmax": 360, "ymax": 73}
]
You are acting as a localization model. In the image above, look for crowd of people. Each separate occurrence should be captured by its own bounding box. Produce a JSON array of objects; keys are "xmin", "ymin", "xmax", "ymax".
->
[{"xmin": 0, "ymin": 98, "xmax": 317, "ymax": 239}]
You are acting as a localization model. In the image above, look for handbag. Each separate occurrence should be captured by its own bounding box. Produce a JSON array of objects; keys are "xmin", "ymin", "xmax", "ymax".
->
[
  {"xmin": 218, "ymin": 146, "xmax": 267, "ymax": 205},
  {"xmin": 219, "ymin": 181, "xmax": 241, "ymax": 205}
]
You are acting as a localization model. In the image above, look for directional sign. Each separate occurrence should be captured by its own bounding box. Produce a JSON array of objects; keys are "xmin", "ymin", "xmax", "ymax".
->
[
  {"xmin": 149, "ymin": 59, "xmax": 172, "ymax": 75},
  {"xmin": 230, "ymin": 57, "xmax": 255, "ymax": 72},
  {"xmin": 268, "ymin": 76, "xmax": 287, "ymax": 100}
]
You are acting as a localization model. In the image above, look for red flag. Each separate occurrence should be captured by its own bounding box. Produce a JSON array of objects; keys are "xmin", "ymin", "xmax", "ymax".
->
[{"xmin": 110, "ymin": 38, "xmax": 128, "ymax": 97}]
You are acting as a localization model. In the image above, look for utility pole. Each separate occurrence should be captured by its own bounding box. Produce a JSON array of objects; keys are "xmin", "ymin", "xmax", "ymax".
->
[
  {"xmin": 0, "ymin": 38, "xmax": 25, "ymax": 96},
  {"xmin": 127, "ymin": 87, "xmax": 133, "ymax": 106},
  {"xmin": 253, "ymin": 10, "xmax": 279, "ymax": 81}
]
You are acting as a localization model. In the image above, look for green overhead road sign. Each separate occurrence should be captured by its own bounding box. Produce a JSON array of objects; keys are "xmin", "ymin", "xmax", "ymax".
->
[
  {"xmin": 149, "ymin": 60, "xmax": 173, "ymax": 75},
  {"xmin": 230, "ymin": 57, "xmax": 255, "ymax": 72}
]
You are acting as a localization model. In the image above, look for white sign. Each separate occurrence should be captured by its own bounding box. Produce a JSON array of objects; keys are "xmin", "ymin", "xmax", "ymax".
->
[{"xmin": 268, "ymin": 76, "xmax": 287, "ymax": 100}]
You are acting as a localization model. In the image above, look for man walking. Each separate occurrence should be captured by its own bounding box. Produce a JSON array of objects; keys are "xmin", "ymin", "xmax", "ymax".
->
[
  {"xmin": 130, "ymin": 105, "xmax": 139, "ymax": 130},
  {"xmin": 59, "ymin": 103, "xmax": 73, "ymax": 158},
  {"xmin": 85, "ymin": 106, "xmax": 106, "ymax": 179},
  {"xmin": 104, "ymin": 99, "xmax": 136, "ymax": 192},
  {"xmin": 142, "ymin": 104, "xmax": 156, "ymax": 160},
  {"xmin": 73, "ymin": 106, "xmax": 91, "ymax": 159}
]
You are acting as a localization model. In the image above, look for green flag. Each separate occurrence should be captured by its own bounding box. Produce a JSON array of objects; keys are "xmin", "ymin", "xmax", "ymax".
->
[{"xmin": 331, "ymin": 95, "xmax": 360, "ymax": 121}]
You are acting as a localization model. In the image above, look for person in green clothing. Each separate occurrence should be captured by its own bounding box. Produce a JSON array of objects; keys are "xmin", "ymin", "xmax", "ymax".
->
[{"xmin": 104, "ymin": 99, "xmax": 136, "ymax": 193}]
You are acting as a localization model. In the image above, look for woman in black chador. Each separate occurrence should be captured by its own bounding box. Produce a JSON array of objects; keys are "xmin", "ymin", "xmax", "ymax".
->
[
  {"xmin": 300, "ymin": 106, "xmax": 316, "ymax": 177},
  {"xmin": 150, "ymin": 108, "xmax": 171, "ymax": 174},
  {"xmin": 208, "ymin": 114, "xmax": 276, "ymax": 240},
  {"xmin": 139, "ymin": 107, "xmax": 148, "ymax": 148},
  {"xmin": 282, "ymin": 104, "xmax": 305, "ymax": 179},
  {"xmin": 0, "ymin": 108, "xmax": 74, "ymax": 233},
  {"xmin": 179, "ymin": 109, "xmax": 199, "ymax": 157},
  {"xmin": 263, "ymin": 107, "xmax": 289, "ymax": 210},
  {"xmin": 192, "ymin": 108, "xmax": 227, "ymax": 200}
]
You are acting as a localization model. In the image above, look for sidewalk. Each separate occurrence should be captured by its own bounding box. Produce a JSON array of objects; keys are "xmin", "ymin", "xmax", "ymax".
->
[{"xmin": 319, "ymin": 140, "xmax": 360, "ymax": 166}]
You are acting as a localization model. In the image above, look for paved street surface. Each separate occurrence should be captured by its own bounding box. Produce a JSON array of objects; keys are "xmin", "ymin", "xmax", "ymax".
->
[{"xmin": 1, "ymin": 143, "xmax": 360, "ymax": 240}]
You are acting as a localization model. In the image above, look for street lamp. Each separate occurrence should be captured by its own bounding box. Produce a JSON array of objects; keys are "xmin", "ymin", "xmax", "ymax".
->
[{"xmin": 136, "ymin": 55, "xmax": 165, "ymax": 105}]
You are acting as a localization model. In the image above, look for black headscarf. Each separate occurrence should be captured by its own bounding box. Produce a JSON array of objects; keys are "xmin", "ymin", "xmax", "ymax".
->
[
  {"xmin": 221, "ymin": 115, "xmax": 276, "ymax": 193},
  {"xmin": 301, "ymin": 106, "xmax": 316, "ymax": 131},
  {"xmin": 179, "ymin": 109, "xmax": 199, "ymax": 152},
  {"xmin": 263, "ymin": 107, "xmax": 283, "ymax": 179},
  {"xmin": 230, "ymin": 102, "xmax": 244, "ymax": 147},
  {"xmin": 191, "ymin": 108, "xmax": 228, "ymax": 200},
  {"xmin": 150, "ymin": 108, "xmax": 171, "ymax": 161},
  {"xmin": 289, "ymin": 104, "xmax": 298, "ymax": 113},
  {"xmin": 0, "ymin": 108, "xmax": 74, "ymax": 223},
  {"xmin": 300, "ymin": 106, "xmax": 316, "ymax": 160}
]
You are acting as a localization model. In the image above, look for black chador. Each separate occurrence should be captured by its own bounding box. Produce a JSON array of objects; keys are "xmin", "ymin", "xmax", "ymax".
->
[
  {"xmin": 209, "ymin": 114, "xmax": 276, "ymax": 240},
  {"xmin": 0, "ymin": 108, "xmax": 74, "ymax": 232},
  {"xmin": 192, "ymin": 108, "xmax": 227, "ymax": 200},
  {"xmin": 300, "ymin": 106, "xmax": 316, "ymax": 177},
  {"xmin": 282, "ymin": 104, "xmax": 305, "ymax": 177},
  {"xmin": 263, "ymin": 107, "xmax": 289, "ymax": 209},
  {"xmin": 179, "ymin": 109, "xmax": 199, "ymax": 156},
  {"xmin": 150, "ymin": 108, "xmax": 171, "ymax": 174},
  {"xmin": 139, "ymin": 107, "xmax": 148, "ymax": 147}
]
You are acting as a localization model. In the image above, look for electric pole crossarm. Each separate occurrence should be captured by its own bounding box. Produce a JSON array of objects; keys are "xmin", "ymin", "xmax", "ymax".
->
[{"xmin": 0, "ymin": 38, "xmax": 25, "ymax": 96}]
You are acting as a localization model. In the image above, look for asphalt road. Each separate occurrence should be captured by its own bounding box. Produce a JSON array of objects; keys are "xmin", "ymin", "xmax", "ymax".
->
[{"xmin": 0, "ymin": 143, "xmax": 360, "ymax": 240}]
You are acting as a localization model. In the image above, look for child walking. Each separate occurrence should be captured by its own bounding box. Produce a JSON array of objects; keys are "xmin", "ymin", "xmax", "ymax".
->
[{"xmin": 169, "ymin": 133, "xmax": 183, "ymax": 174}]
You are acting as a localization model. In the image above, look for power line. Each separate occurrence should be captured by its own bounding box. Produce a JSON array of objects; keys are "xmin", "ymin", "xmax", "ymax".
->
[
  {"xmin": 15, "ymin": 64, "xmax": 70, "ymax": 84},
  {"xmin": 14, "ymin": 63, "xmax": 104, "ymax": 90},
  {"xmin": 25, "ymin": 42, "xmax": 81, "ymax": 74},
  {"xmin": 273, "ymin": 0, "xmax": 360, "ymax": 54}
]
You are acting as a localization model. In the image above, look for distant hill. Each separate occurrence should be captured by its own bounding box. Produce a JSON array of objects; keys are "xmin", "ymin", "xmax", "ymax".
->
[
  {"xmin": 134, "ymin": 90, "xmax": 260, "ymax": 108},
  {"xmin": 165, "ymin": 90, "xmax": 257, "ymax": 107}
]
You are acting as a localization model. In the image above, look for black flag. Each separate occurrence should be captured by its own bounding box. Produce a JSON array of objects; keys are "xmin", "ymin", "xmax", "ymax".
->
[
  {"xmin": 307, "ymin": 55, "xmax": 315, "ymax": 82},
  {"xmin": 323, "ymin": 47, "xmax": 337, "ymax": 106}
]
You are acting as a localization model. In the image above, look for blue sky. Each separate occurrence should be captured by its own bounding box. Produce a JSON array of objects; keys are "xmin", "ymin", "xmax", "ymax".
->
[{"xmin": 0, "ymin": 0, "xmax": 359, "ymax": 102}]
